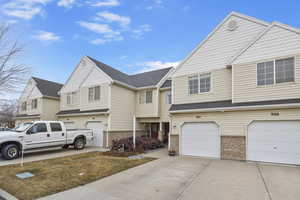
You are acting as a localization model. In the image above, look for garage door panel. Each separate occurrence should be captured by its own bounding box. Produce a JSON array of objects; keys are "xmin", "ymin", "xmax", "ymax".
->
[
  {"xmin": 86, "ymin": 122, "xmax": 104, "ymax": 147},
  {"xmin": 248, "ymin": 121, "xmax": 300, "ymax": 165},
  {"xmin": 181, "ymin": 122, "xmax": 220, "ymax": 158}
]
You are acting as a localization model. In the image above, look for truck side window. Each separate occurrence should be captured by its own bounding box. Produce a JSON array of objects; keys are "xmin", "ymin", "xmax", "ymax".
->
[
  {"xmin": 30, "ymin": 123, "xmax": 47, "ymax": 134},
  {"xmin": 50, "ymin": 123, "xmax": 62, "ymax": 132}
]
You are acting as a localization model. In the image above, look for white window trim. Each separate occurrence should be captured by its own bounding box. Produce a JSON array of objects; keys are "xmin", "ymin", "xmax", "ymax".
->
[
  {"xmin": 256, "ymin": 57, "xmax": 296, "ymax": 87},
  {"xmin": 139, "ymin": 90, "xmax": 153, "ymax": 104},
  {"xmin": 165, "ymin": 91, "xmax": 172, "ymax": 104},
  {"xmin": 88, "ymin": 86, "xmax": 101, "ymax": 102},
  {"xmin": 188, "ymin": 72, "xmax": 212, "ymax": 95}
]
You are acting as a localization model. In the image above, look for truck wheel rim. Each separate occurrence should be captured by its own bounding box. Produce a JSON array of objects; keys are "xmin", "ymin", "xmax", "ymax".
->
[
  {"xmin": 77, "ymin": 141, "xmax": 84, "ymax": 148},
  {"xmin": 8, "ymin": 147, "xmax": 17, "ymax": 158}
]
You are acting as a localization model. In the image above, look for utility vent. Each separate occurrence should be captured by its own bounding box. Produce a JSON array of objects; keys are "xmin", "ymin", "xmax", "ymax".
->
[{"xmin": 227, "ymin": 20, "xmax": 238, "ymax": 31}]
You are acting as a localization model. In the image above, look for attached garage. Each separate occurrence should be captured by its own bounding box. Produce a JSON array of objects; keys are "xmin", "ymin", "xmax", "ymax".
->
[
  {"xmin": 181, "ymin": 122, "xmax": 220, "ymax": 158},
  {"xmin": 64, "ymin": 122, "xmax": 75, "ymax": 129},
  {"xmin": 86, "ymin": 121, "xmax": 104, "ymax": 147},
  {"xmin": 248, "ymin": 121, "xmax": 300, "ymax": 165}
]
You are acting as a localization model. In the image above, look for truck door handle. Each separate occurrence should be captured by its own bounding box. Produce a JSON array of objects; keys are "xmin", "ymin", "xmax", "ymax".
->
[
  {"xmin": 47, "ymin": 134, "xmax": 50, "ymax": 137},
  {"xmin": 62, "ymin": 133, "xmax": 65, "ymax": 136}
]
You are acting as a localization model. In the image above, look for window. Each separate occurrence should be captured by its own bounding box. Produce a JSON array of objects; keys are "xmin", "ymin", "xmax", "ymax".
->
[
  {"xmin": 29, "ymin": 123, "xmax": 47, "ymax": 134},
  {"xmin": 188, "ymin": 75, "xmax": 199, "ymax": 94},
  {"xmin": 88, "ymin": 86, "xmax": 101, "ymax": 102},
  {"xmin": 50, "ymin": 123, "xmax": 62, "ymax": 132},
  {"xmin": 200, "ymin": 73, "xmax": 211, "ymax": 93},
  {"xmin": 188, "ymin": 73, "xmax": 211, "ymax": 95},
  {"xmin": 21, "ymin": 102, "xmax": 27, "ymax": 111},
  {"xmin": 257, "ymin": 57, "xmax": 295, "ymax": 86},
  {"xmin": 146, "ymin": 91, "xmax": 153, "ymax": 103},
  {"xmin": 257, "ymin": 61, "xmax": 274, "ymax": 86},
  {"xmin": 67, "ymin": 92, "xmax": 77, "ymax": 105},
  {"xmin": 139, "ymin": 90, "xmax": 153, "ymax": 104},
  {"xmin": 31, "ymin": 99, "xmax": 37, "ymax": 109},
  {"xmin": 275, "ymin": 58, "xmax": 295, "ymax": 83},
  {"xmin": 165, "ymin": 91, "xmax": 172, "ymax": 104}
]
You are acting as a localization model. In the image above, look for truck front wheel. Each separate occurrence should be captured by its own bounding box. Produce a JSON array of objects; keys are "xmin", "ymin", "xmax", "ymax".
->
[
  {"xmin": 1, "ymin": 144, "xmax": 20, "ymax": 160},
  {"xmin": 74, "ymin": 138, "xmax": 85, "ymax": 150}
]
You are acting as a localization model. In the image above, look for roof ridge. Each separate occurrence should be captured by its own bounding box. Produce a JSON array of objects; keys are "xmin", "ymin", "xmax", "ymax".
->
[{"xmin": 130, "ymin": 67, "xmax": 173, "ymax": 77}]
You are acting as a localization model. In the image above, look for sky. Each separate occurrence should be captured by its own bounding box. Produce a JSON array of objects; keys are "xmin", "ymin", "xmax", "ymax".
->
[{"xmin": 1, "ymin": 0, "xmax": 300, "ymax": 93}]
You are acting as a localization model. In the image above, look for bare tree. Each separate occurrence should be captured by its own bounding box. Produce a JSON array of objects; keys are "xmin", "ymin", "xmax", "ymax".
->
[
  {"xmin": 0, "ymin": 24, "xmax": 29, "ymax": 95},
  {"xmin": 0, "ymin": 99, "xmax": 17, "ymax": 128}
]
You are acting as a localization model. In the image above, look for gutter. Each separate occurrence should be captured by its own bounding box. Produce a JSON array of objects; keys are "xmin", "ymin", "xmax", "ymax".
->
[
  {"xmin": 169, "ymin": 103, "xmax": 300, "ymax": 114},
  {"xmin": 56, "ymin": 111, "xmax": 110, "ymax": 117}
]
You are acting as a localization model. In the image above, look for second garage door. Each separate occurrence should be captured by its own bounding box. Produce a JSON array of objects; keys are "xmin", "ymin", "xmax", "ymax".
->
[
  {"xmin": 86, "ymin": 121, "xmax": 104, "ymax": 147},
  {"xmin": 248, "ymin": 121, "xmax": 300, "ymax": 165},
  {"xmin": 181, "ymin": 122, "xmax": 220, "ymax": 158}
]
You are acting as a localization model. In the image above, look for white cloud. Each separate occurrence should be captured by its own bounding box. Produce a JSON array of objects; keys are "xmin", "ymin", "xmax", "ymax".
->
[
  {"xmin": 33, "ymin": 31, "xmax": 60, "ymax": 41},
  {"xmin": 90, "ymin": 35, "xmax": 123, "ymax": 45},
  {"xmin": 1, "ymin": 0, "xmax": 50, "ymax": 20},
  {"xmin": 131, "ymin": 24, "xmax": 152, "ymax": 39},
  {"xmin": 57, "ymin": 0, "xmax": 75, "ymax": 8},
  {"xmin": 137, "ymin": 60, "xmax": 180, "ymax": 73},
  {"xmin": 96, "ymin": 11, "xmax": 130, "ymax": 27},
  {"xmin": 90, "ymin": 0, "xmax": 120, "ymax": 7},
  {"xmin": 77, "ymin": 21, "xmax": 117, "ymax": 34}
]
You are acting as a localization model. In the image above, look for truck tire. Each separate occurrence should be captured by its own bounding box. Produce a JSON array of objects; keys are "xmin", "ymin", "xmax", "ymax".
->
[
  {"xmin": 74, "ymin": 138, "xmax": 85, "ymax": 150},
  {"xmin": 62, "ymin": 145, "xmax": 69, "ymax": 149},
  {"xmin": 1, "ymin": 144, "xmax": 20, "ymax": 160}
]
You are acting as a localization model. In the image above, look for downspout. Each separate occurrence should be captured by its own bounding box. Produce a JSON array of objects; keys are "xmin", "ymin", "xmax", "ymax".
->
[{"xmin": 133, "ymin": 115, "xmax": 136, "ymax": 149}]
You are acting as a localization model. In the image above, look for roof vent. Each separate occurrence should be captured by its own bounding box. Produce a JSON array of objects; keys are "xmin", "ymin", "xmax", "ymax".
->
[{"xmin": 227, "ymin": 20, "xmax": 238, "ymax": 31}]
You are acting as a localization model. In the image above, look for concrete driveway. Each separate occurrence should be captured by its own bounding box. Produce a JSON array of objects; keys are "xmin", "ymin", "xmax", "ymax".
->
[{"xmin": 39, "ymin": 150, "xmax": 300, "ymax": 200}]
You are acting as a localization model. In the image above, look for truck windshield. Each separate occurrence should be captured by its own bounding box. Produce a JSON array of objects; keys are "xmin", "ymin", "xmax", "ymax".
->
[{"xmin": 13, "ymin": 123, "xmax": 33, "ymax": 132}]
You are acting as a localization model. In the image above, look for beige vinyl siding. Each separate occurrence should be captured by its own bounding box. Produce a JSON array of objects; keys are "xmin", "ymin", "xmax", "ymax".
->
[
  {"xmin": 173, "ymin": 15, "xmax": 267, "ymax": 77},
  {"xmin": 233, "ymin": 54, "xmax": 300, "ymax": 103},
  {"xmin": 159, "ymin": 89, "xmax": 171, "ymax": 121},
  {"xmin": 135, "ymin": 89, "xmax": 158, "ymax": 118},
  {"xmin": 233, "ymin": 25, "xmax": 300, "ymax": 65},
  {"xmin": 41, "ymin": 98, "xmax": 60, "ymax": 120},
  {"xmin": 109, "ymin": 84, "xmax": 136, "ymax": 131},
  {"xmin": 79, "ymin": 83, "xmax": 109, "ymax": 111},
  {"xmin": 173, "ymin": 68, "xmax": 232, "ymax": 104},
  {"xmin": 57, "ymin": 115, "xmax": 108, "ymax": 130},
  {"xmin": 171, "ymin": 108, "xmax": 300, "ymax": 137},
  {"xmin": 60, "ymin": 92, "xmax": 80, "ymax": 111}
]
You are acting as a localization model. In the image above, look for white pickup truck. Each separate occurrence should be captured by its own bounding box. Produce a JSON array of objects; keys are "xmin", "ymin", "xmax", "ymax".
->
[{"xmin": 0, "ymin": 121, "xmax": 93, "ymax": 160}]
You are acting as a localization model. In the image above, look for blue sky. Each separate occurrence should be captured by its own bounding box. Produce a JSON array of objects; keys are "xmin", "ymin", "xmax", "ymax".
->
[{"xmin": 1, "ymin": 0, "xmax": 300, "ymax": 87}]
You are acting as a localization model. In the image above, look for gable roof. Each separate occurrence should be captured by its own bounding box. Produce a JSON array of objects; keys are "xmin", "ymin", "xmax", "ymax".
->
[
  {"xmin": 171, "ymin": 11, "xmax": 270, "ymax": 77},
  {"xmin": 229, "ymin": 21, "xmax": 300, "ymax": 65},
  {"xmin": 32, "ymin": 77, "xmax": 63, "ymax": 98},
  {"xmin": 161, "ymin": 79, "xmax": 171, "ymax": 88},
  {"xmin": 87, "ymin": 56, "xmax": 173, "ymax": 88}
]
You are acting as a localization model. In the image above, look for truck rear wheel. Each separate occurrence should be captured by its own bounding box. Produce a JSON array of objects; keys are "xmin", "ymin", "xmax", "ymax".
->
[
  {"xmin": 1, "ymin": 144, "xmax": 20, "ymax": 160},
  {"xmin": 74, "ymin": 138, "xmax": 85, "ymax": 150}
]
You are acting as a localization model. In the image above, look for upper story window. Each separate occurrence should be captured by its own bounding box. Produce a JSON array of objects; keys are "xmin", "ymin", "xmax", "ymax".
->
[
  {"xmin": 88, "ymin": 86, "xmax": 101, "ymax": 102},
  {"xmin": 165, "ymin": 91, "xmax": 172, "ymax": 104},
  {"xmin": 21, "ymin": 102, "xmax": 27, "ymax": 111},
  {"xmin": 31, "ymin": 99, "xmax": 38, "ymax": 109},
  {"xmin": 139, "ymin": 90, "xmax": 153, "ymax": 104},
  {"xmin": 257, "ymin": 57, "xmax": 295, "ymax": 86},
  {"xmin": 188, "ymin": 73, "xmax": 211, "ymax": 95},
  {"xmin": 67, "ymin": 92, "xmax": 77, "ymax": 105}
]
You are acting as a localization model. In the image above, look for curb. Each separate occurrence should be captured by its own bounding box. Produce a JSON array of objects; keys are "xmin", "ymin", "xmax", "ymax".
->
[{"xmin": 0, "ymin": 189, "xmax": 18, "ymax": 200}]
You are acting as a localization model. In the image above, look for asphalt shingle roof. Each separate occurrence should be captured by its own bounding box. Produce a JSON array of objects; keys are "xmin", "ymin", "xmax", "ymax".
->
[
  {"xmin": 56, "ymin": 109, "xmax": 109, "ymax": 115},
  {"xmin": 170, "ymin": 98, "xmax": 300, "ymax": 111},
  {"xmin": 32, "ymin": 77, "xmax": 63, "ymax": 98},
  {"xmin": 87, "ymin": 56, "xmax": 172, "ymax": 88},
  {"xmin": 161, "ymin": 79, "xmax": 171, "ymax": 88}
]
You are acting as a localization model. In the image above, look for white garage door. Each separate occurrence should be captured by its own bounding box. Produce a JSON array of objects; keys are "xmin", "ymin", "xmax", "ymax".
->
[
  {"xmin": 181, "ymin": 122, "xmax": 220, "ymax": 158},
  {"xmin": 86, "ymin": 121, "xmax": 104, "ymax": 147},
  {"xmin": 248, "ymin": 121, "xmax": 300, "ymax": 165},
  {"xmin": 64, "ymin": 122, "xmax": 75, "ymax": 129}
]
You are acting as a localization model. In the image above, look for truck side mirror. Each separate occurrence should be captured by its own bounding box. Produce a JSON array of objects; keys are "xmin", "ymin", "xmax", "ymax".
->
[{"xmin": 26, "ymin": 129, "xmax": 32, "ymax": 135}]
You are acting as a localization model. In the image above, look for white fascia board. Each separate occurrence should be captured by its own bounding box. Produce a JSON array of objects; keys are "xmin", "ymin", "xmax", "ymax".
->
[
  {"xmin": 170, "ymin": 103, "xmax": 300, "ymax": 114},
  {"xmin": 56, "ymin": 111, "xmax": 110, "ymax": 117}
]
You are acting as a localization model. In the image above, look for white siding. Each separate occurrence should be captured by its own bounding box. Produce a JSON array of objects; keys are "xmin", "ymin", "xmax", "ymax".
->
[
  {"xmin": 173, "ymin": 68, "xmax": 232, "ymax": 104},
  {"xmin": 135, "ymin": 89, "xmax": 158, "ymax": 118},
  {"xmin": 110, "ymin": 84, "xmax": 136, "ymax": 130},
  {"xmin": 233, "ymin": 54, "xmax": 300, "ymax": 103},
  {"xmin": 234, "ymin": 25, "xmax": 300, "ymax": 64},
  {"xmin": 173, "ymin": 15, "xmax": 267, "ymax": 77},
  {"xmin": 159, "ymin": 89, "xmax": 171, "ymax": 121}
]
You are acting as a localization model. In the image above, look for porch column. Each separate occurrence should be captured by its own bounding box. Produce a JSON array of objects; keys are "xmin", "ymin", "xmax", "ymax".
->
[
  {"xmin": 133, "ymin": 115, "xmax": 136, "ymax": 149},
  {"xmin": 158, "ymin": 122, "xmax": 163, "ymax": 141}
]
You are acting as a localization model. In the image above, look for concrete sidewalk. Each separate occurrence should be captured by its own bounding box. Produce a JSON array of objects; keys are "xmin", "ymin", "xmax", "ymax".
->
[{"xmin": 38, "ymin": 152, "xmax": 300, "ymax": 200}]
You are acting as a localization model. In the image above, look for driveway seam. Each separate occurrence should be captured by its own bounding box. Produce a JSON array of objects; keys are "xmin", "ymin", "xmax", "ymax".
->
[
  {"xmin": 256, "ymin": 163, "xmax": 272, "ymax": 200},
  {"xmin": 175, "ymin": 159, "xmax": 213, "ymax": 200}
]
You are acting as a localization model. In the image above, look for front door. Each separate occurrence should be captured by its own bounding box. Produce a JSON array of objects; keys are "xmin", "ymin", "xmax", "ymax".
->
[{"xmin": 24, "ymin": 122, "xmax": 49, "ymax": 149}]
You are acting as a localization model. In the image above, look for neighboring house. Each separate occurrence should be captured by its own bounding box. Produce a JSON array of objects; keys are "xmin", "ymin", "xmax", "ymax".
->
[
  {"xmin": 56, "ymin": 56, "xmax": 173, "ymax": 147},
  {"xmin": 169, "ymin": 11, "xmax": 300, "ymax": 165},
  {"xmin": 15, "ymin": 77, "xmax": 63, "ymax": 125}
]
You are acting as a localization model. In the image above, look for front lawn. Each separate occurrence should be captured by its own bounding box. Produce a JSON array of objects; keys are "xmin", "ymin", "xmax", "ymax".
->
[{"xmin": 0, "ymin": 152, "xmax": 155, "ymax": 200}]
